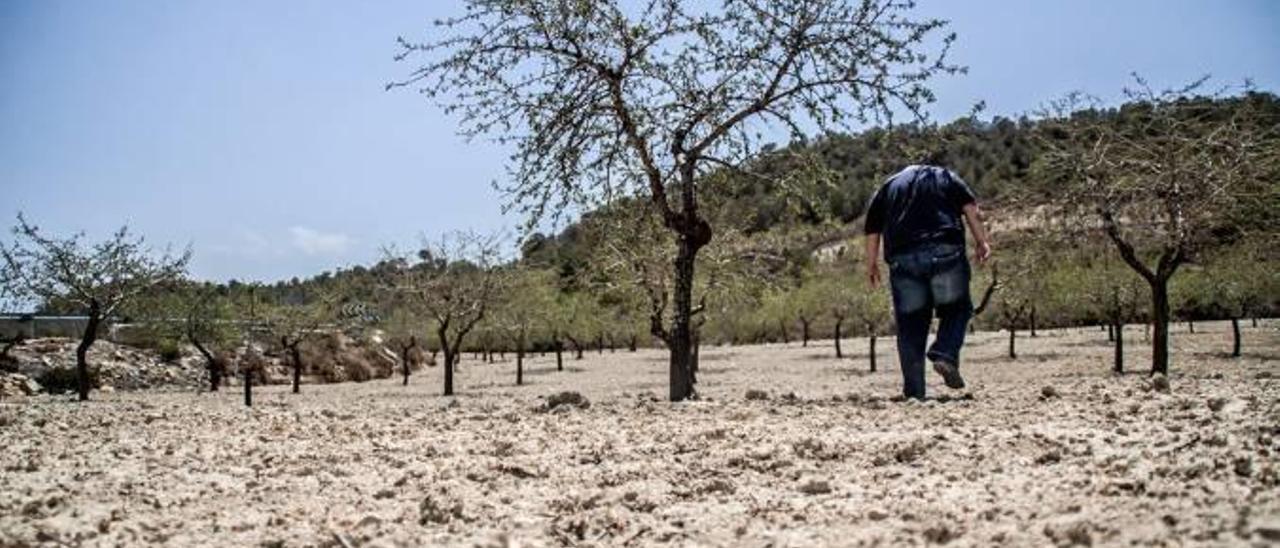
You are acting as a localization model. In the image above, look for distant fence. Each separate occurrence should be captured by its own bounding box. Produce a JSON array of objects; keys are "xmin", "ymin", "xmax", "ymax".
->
[{"xmin": 0, "ymin": 315, "xmax": 105, "ymax": 340}]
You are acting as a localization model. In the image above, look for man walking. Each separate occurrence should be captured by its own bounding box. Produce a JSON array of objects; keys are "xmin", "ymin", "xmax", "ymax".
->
[{"xmin": 864, "ymin": 162, "xmax": 991, "ymax": 400}]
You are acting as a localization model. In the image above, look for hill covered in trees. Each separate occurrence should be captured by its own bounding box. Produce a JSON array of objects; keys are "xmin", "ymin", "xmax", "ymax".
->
[{"xmin": 18, "ymin": 93, "xmax": 1279, "ymax": 385}]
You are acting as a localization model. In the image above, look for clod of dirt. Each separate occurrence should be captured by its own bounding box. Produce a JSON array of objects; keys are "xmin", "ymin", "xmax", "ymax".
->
[
  {"xmin": 923, "ymin": 524, "xmax": 960, "ymax": 544},
  {"xmin": 745, "ymin": 389, "xmax": 769, "ymax": 401},
  {"xmin": 1255, "ymin": 518, "xmax": 1280, "ymax": 541},
  {"xmin": 1035, "ymin": 450, "xmax": 1062, "ymax": 465},
  {"xmin": 419, "ymin": 494, "xmax": 464, "ymax": 525},
  {"xmin": 1234, "ymin": 457, "xmax": 1254, "ymax": 477},
  {"xmin": 1040, "ymin": 386, "xmax": 1059, "ymax": 399},
  {"xmin": 797, "ymin": 479, "xmax": 832, "ymax": 495},
  {"xmin": 544, "ymin": 391, "xmax": 590, "ymax": 411},
  {"xmin": 1151, "ymin": 375, "xmax": 1171, "ymax": 393},
  {"xmin": 1207, "ymin": 397, "xmax": 1229, "ymax": 413},
  {"xmin": 894, "ymin": 440, "xmax": 929, "ymax": 464},
  {"xmin": 1043, "ymin": 522, "xmax": 1092, "ymax": 546}
]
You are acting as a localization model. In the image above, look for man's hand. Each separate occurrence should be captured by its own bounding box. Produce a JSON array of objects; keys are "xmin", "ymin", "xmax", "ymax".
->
[
  {"xmin": 974, "ymin": 240, "xmax": 992, "ymax": 265},
  {"xmin": 865, "ymin": 233, "xmax": 882, "ymax": 288}
]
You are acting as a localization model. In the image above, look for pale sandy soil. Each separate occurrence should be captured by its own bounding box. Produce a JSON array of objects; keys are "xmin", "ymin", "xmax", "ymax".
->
[{"xmin": 2, "ymin": 321, "xmax": 1278, "ymax": 547}]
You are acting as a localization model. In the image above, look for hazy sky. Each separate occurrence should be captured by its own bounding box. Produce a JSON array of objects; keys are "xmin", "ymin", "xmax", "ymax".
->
[{"xmin": 2, "ymin": 1, "xmax": 1277, "ymax": 283}]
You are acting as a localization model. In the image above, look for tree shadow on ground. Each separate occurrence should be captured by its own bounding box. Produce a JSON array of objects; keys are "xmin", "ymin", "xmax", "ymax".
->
[
  {"xmin": 523, "ymin": 366, "xmax": 588, "ymax": 377},
  {"xmin": 832, "ymin": 367, "xmax": 878, "ymax": 377},
  {"xmin": 888, "ymin": 393, "xmax": 976, "ymax": 404}
]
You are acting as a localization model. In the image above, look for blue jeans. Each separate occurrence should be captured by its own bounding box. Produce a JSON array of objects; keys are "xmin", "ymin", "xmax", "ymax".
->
[{"xmin": 887, "ymin": 243, "xmax": 973, "ymax": 399}]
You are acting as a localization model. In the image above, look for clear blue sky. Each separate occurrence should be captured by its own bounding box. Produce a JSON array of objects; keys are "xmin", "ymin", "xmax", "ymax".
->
[{"xmin": 2, "ymin": 1, "xmax": 1277, "ymax": 283}]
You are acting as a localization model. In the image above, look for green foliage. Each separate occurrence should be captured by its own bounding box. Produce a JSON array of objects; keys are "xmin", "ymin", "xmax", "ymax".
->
[
  {"xmin": 156, "ymin": 340, "xmax": 183, "ymax": 363},
  {"xmin": 37, "ymin": 366, "xmax": 99, "ymax": 395}
]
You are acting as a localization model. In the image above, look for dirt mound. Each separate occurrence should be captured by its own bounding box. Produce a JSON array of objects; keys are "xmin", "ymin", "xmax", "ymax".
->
[
  {"xmin": 2, "ymin": 338, "xmax": 205, "ymax": 394},
  {"xmin": 300, "ymin": 333, "xmax": 399, "ymax": 383}
]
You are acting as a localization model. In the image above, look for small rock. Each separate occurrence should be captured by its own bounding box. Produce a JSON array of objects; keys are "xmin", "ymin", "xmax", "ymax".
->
[
  {"xmin": 1040, "ymin": 386, "xmax": 1059, "ymax": 399},
  {"xmin": 1035, "ymin": 450, "xmax": 1062, "ymax": 465},
  {"xmin": 1207, "ymin": 397, "xmax": 1229, "ymax": 413},
  {"xmin": 923, "ymin": 524, "xmax": 960, "ymax": 544},
  {"xmin": 797, "ymin": 479, "xmax": 832, "ymax": 495},
  {"xmin": 1151, "ymin": 375, "xmax": 1170, "ymax": 393},
  {"xmin": 545, "ymin": 391, "xmax": 589, "ymax": 410},
  {"xmin": 745, "ymin": 389, "xmax": 769, "ymax": 401},
  {"xmin": 419, "ymin": 494, "xmax": 463, "ymax": 525},
  {"xmin": 1255, "ymin": 519, "xmax": 1280, "ymax": 541},
  {"xmin": 1044, "ymin": 522, "xmax": 1092, "ymax": 546},
  {"xmin": 1234, "ymin": 457, "xmax": 1253, "ymax": 477},
  {"xmin": 700, "ymin": 478, "xmax": 736, "ymax": 495},
  {"xmin": 868, "ymin": 510, "xmax": 890, "ymax": 521}
]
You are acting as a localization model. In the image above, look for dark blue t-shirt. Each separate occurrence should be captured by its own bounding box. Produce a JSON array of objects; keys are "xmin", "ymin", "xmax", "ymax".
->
[{"xmin": 863, "ymin": 165, "xmax": 976, "ymax": 258}]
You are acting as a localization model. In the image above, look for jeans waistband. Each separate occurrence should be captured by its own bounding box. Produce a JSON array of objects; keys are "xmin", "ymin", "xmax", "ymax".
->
[{"xmin": 890, "ymin": 241, "xmax": 964, "ymax": 261}]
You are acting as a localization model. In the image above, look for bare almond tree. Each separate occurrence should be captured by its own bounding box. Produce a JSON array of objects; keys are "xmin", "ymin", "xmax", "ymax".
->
[
  {"xmin": 391, "ymin": 0, "xmax": 958, "ymax": 400},
  {"xmin": 1037, "ymin": 78, "xmax": 1279, "ymax": 375},
  {"xmin": 380, "ymin": 232, "xmax": 502, "ymax": 396},
  {"xmin": 0, "ymin": 215, "xmax": 189, "ymax": 401}
]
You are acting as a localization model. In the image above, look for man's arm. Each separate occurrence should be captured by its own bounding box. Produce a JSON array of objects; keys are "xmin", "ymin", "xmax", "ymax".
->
[
  {"xmin": 865, "ymin": 233, "xmax": 882, "ymax": 288},
  {"xmin": 962, "ymin": 203, "xmax": 992, "ymax": 264}
]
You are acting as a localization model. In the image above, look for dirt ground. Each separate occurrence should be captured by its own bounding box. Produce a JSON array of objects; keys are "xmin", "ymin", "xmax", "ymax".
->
[{"xmin": 2, "ymin": 320, "xmax": 1278, "ymax": 547}]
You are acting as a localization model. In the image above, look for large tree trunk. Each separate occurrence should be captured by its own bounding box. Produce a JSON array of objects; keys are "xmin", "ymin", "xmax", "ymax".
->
[
  {"xmin": 401, "ymin": 336, "xmax": 416, "ymax": 387},
  {"xmin": 1187, "ymin": 320, "xmax": 1195, "ymax": 334},
  {"xmin": 192, "ymin": 337, "xmax": 221, "ymax": 392},
  {"xmin": 668, "ymin": 235, "xmax": 699, "ymax": 401},
  {"xmin": 516, "ymin": 327, "xmax": 525, "ymax": 386},
  {"xmin": 1150, "ymin": 280, "xmax": 1171, "ymax": 376},
  {"xmin": 567, "ymin": 336, "xmax": 583, "ymax": 360},
  {"xmin": 1252, "ymin": 317, "xmax": 1258, "ymax": 328},
  {"xmin": 75, "ymin": 307, "xmax": 102, "ymax": 402},
  {"xmin": 833, "ymin": 318, "xmax": 844, "ymax": 359},
  {"xmin": 401, "ymin": 346, "xmax": 411, "ymax": 386},
  {"xmin": 1231, "ymin": 317, "xmax": 1241, "ymax": 358},
  {"xmin": 628, "ymin": 335, "xmax": 637, "ymax": 352},
  {"xmin": 869, "ymin": 335, "xmax": 877, "ymax": 372},
  {"xmin": 554, "ymin": 336, "xmax": 564, "ymax": 371},
  {"xmin": 1008, "ymin": 327, "xmax": 1017, "ymax": 360},
  {"xmin": 243, "ymin": 367, "xmax": 252, "ymax": 407},
  {"xmin": 1113, "ymin": 319, "xmax": 1124, "ymax": 374},
  {"xmin": 287, "ymin": 341, "xmax": 302, "ymax": 394},
  {"xmin": 800, "ymin": 317, "xmax": 811, "ymax": 347},
  {"xmin": 1107, "ymin": 323, "xmax": 1114, "ymax": 342},
  {"xmin": 438, "ymin": 326, "xmax": 454, "ymax": 396}
]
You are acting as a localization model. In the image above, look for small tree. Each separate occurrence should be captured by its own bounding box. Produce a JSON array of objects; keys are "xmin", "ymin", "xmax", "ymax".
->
[
  {"xmin": 496, "ymin": 268, "xmax": 556, "ymax": 386},
  {"xmin": 848, "ymin": 275, "xmax": 892, "ymax": 372},
  {"xmin": 261, "ymin": 294, "xmax": 330, "ymax": 395},
  {"xmin": 0, "ymin": 215, "xmax": 189, "ymax": 401},
  {"xmin": 1197, "ymin": 244, "xmax": 1276, "ymax": 358},
  {"xmin": 1037, "ymin": 79, "xmax": 1279, "ymax": 374},
  {"xmin": 988, "ymin": 259, "xmax": 1035, "ymax": 360},
  {"xmin": 393, "ymin": 0, "xmax": 958, "ymax": 401},
  {"xmin": 1078, "ymin": 258, "xmax": 1146, "ymax": 373},
  {"xmin": 381, "ymin": 305, "xmax": 430, "ymax": 386},
  {"xmin": 380, "ymin": 232, "xmax": 502, "ymax": 396},
  {"xmin": 133, "ymin": 282, "xmax": 238, "ymax": 391}
]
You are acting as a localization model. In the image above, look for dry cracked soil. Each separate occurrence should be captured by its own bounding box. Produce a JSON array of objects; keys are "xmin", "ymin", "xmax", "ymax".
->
[{"xmin": 2, "ymin": 321, "xmax": 1278, "ymax": 547}]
